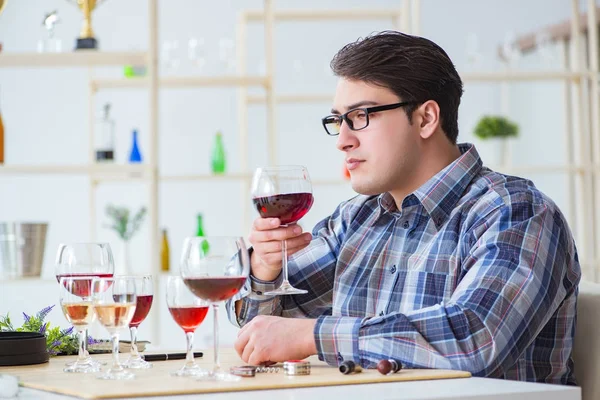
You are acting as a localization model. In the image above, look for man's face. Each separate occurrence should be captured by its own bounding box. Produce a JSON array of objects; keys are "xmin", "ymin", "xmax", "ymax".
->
[{"xmin": 332, "ymin": 78, "xmax": 420, "ymax": 196}]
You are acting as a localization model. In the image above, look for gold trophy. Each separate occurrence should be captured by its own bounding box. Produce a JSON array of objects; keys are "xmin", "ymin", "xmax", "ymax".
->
[{"xmin": 66, "ymin": 0, "xmax": 107, "ymax": 50}]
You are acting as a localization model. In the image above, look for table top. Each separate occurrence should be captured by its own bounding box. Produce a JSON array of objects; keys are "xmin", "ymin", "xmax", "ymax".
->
[{"xmin": 0, "ymin": 349, "xmax": 581, "ymax": 400}]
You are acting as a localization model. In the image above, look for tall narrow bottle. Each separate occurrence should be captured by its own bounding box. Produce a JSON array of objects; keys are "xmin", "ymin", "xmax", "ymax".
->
[
  {"xmin": 160, "ymin": 229, "xmax": 170, "ymax": 272},
  {"xmin": 0, "ymin": 88, "xmax": 4, "ymax": 165},
  {"xmin": 129, "ymin": 129, "xmax": 142, "ymax": 163},
  {"xmin": 95, "ymin": 103, "xmax": 115, "ymax": 162},
  {"xmin": 211, "ymin": 131, "xmax": 226, "ymax": 174},
  {"xmin": 195, "ymin": 214, "xmax": 209, "ymax": 254}
]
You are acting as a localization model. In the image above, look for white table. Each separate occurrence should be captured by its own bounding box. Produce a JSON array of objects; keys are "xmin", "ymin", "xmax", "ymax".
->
[{"xmin": 15, "ymin": 376, "xmax": 580, "ymax": 400}]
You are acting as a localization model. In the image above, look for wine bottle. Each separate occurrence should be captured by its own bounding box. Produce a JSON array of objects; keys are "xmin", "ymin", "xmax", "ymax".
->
[
  {"xmin": 211, "ymin": 131, "xmax": 226, "ymax": 174},
  {"xmin": 0, "ymin": 89, "xmax": 4, "ymax": 165},
  {"xmin": 129, "ymin": 129, "xmax": 143, "ymax": 163},
  {"xmin": 196, "ymin": 214, "xmax": 209, "ymax": 254},
  {"xmin": 160, "ymin": 229, "xmax": 170, "ymax": 272},
  {"xmin": 95, "ymin": 103, "xmax": 115, "ymax": 162}
]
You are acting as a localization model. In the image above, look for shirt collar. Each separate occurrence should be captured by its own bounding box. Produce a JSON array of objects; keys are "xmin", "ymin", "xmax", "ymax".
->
[
  {"xmin": 413, "ymin": 143, "xmax": 483, "ymax": 230},
  {"xmin": 376, "ymin": 143, "xmax": 483, "ymax": 228}
]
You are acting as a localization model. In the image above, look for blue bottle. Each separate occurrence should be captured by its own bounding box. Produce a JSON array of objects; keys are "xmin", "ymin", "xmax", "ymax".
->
[{"xmin": 129, "ymin": 129, "xmax": 142, "ymax": 163}]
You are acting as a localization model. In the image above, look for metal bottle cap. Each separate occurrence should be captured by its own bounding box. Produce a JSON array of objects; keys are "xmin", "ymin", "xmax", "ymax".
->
[{"xmin": 283, "ymin": 360, "xmax": 311, "ymax": 376}]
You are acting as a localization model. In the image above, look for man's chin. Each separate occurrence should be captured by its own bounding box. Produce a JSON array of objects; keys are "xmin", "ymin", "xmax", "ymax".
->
[{"xmin": 350, "ymin": 180, "xmax": 382, "ymax": 196}]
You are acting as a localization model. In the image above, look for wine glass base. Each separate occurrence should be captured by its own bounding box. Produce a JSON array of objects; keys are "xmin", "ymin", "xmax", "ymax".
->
[
  {"xmin": 97, "ymin": 369, "xmax": 135, "ymax": 380},
  {"xmin": 63, "ymin": 360, "xmax": 100, "ymax": 374},
  {"xmin": 124, "ymin": 356, "xmax": 153, "ymax": 369},
  {"xmin": 196, "ymin": 371, "xmax": 241, "ymax": 382},
  {"xmin": 171, "ymin": 364, "xmax": 209, "ymax": 377},
  {"xmin": 264, "ymin": 285, "xmax": 307, "ymax": 295}
]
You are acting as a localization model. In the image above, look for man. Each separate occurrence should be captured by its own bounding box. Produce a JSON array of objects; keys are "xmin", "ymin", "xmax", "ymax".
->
[{"xmin": 229, "ymin": 31, "xmax": 581, "ymax": 384}]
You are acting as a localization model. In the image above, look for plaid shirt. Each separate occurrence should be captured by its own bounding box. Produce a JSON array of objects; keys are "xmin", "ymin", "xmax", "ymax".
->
[{"xmin": 228, "ymin": 143, "xmax": 581, "ymax": 384}]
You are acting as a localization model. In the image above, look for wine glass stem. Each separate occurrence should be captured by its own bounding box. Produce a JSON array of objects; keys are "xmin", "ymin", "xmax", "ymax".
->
[
  {"xmin": 185, "ymin": 332, "xmax": 195, "ymax": 368},
  {"xmin": 129, "ymin": 326, "xmax": 139, "ymax": 357},
  {"xmin": 77, "ymin": 328, "xmax": 87, "ymax": 363},
  {"xmin": 110, "ymin": 333, "xmax": 123, "ymax": 372},
  {"xmin": 212, "ymin": 304, "xmax": 220, "ymax": 373},
  {"xmin": 281, "ymin": 239, "xmax": 290, "ymax": 284},
  {"xmin": 83, "ymin": 328, "xmax": 90, "ymax": 357}
]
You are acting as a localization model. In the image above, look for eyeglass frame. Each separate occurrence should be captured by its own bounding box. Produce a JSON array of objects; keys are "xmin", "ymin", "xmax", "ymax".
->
[{"xmin": 321, "ymin": 101, "xmax": 420, "ymax": 136}]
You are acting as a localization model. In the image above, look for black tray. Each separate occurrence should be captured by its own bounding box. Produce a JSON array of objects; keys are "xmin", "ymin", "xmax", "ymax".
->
[{"xmin": 0, "ymin": 332, "xmax": 49, "ymax": 365}]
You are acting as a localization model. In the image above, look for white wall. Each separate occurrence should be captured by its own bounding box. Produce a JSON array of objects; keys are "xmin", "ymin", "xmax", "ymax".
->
[{"xmin": 0, "ymin": 0, "xmax": 590, "ymax": 349}]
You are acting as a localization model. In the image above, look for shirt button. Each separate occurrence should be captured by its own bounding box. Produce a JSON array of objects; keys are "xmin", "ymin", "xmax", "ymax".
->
[
  {"xmin": 402, "ymin": 221, "xmax": 410, "ymax": 229},
  {"xmin": 390, "ymin": 265, "xmax": 397, "ymax": 274},
  {"xmin": 337, "ymin": 352, "xmax": 343, "ymax": 362}
]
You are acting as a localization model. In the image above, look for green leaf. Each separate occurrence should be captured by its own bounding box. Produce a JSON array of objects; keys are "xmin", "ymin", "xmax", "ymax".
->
[{"xmin": 473, "ymin": 115, "xmax": 519, "ymax": 140}]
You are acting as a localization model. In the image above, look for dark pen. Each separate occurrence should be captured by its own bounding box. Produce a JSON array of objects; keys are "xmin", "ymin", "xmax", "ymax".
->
[{"xmin": 142, "ymin": 352, "xmax": 203, "ymax": 362}]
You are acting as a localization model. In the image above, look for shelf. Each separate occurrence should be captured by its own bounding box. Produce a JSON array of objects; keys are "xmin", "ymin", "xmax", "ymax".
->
[
  {"xmin": 91, "ymin": 75, "xmax": 269, "ymax": 90},
  {"xmin": 248, "ymin": 93, "xmax": 333, "ymax": 104},
  {"xmin": 0, "ymin": 164, "xmax": 150, "ymax": 178},
  {"xmin": 461, "ymin": 70, "xmax": 591, "ymax": 82},
  {"xmin": 160, "ymin": 173, "xmax": 252, "ymax": 182},
  {"xmin": 244, "ymin": 9, "xmax": 401, "ymax": 21},
  {"xmin": 0, "ymin": 51, "xmax": 147, "ymax": 68}
]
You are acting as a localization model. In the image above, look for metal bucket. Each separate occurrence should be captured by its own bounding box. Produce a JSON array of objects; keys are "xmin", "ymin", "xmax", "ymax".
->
[{"xmin": 0, "ymin": 223, "xmax": 48, "ymax": 278}]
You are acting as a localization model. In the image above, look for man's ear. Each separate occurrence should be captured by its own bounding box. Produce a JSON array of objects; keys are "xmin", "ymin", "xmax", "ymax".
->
[{"xmin": 417, "ymin": 100, "xmax": 441, "ymax": 139}]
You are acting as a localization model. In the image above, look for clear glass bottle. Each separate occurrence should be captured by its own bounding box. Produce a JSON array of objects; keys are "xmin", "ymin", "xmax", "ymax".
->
[{"xmin": 95, "ymin": 103, "xmax": 115, "ymax": 162}]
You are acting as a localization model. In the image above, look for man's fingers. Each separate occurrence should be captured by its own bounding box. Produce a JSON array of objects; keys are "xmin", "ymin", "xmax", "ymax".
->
[{"xmin": 253, "ymin": 218, "xmax": 281, "ymax": 231}]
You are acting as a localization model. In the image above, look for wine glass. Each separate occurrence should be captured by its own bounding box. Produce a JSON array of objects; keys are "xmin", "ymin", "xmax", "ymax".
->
[
  {"xmin": 123, "ymin": 275, "xmax": 153, "ymax": 369},
  {"xmin": 166, "ymin": 275, "xmax": 210, "ymax": 377},
  {"xmin": 58, "ymin": 276, "xmax": 99, "ymax": 373},
  {"xmin": 180, "ymin": 236, "xmax": 250, "ymax": 382},
  {"xmin": 55, "ymin": 243, "xmax": 115, "ymax": 366},
  {"xmin": 251, "ymin": 165, "xmax": 314, "ymax": 295},
  {"xmin": 92, "ymin": 276, "xmax": 137, "ymax": 380}
]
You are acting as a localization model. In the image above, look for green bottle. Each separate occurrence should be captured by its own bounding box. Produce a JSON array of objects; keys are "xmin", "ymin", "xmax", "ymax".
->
[
  {"xmin": 196, "ymin": 214, "xmax": 210, "ymax": 254},
  {"xmin": 211, "ymin": 131, "xmax": 226, "ymax": 174}
]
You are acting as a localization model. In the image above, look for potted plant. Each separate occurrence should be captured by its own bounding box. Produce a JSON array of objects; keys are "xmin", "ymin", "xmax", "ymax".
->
[
  {"xmin": 473, "ymin": 115, "xmax": 519, "ymax": 166},
  {"xmin": 105, "ymin": 205, "xmax": 147, "ymax": 275}
]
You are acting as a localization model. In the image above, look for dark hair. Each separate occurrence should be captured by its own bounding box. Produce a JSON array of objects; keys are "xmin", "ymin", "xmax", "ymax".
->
[{"xmin": 330, "ymin": 31, "xmax": 464, "ymax": 144}]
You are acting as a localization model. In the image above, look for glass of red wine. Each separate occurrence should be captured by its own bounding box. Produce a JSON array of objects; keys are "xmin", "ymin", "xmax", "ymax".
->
[
  {"xmin": 166, "ymin": 275, "xmax": 210, "ymax": 377},
  {"xmin": 251, "ymin": 165, "xmax": 314, "ymax": 295},
  {"xmin": 55, "ymin": 243, "xmax": 115, "ymax": 367},
  {"xmin": 92, "ymin": 276, "xmax": 137, "ymax": 380},
  {"xmin": 59, "ymin": 276, "xmax": 99, "ymax": 373},
  {"xmin": 122, "ymin": 275, "xmax": 153, "ymax": 369},
  {"xmin": 180, "ymin": 236, "xmax": 250, "ymax": 382}
]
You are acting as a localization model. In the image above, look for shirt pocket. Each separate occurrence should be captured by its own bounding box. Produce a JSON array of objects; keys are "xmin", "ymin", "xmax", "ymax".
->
[{"xmin": 396, "ymin": 270, "xmax": 455, "ymax": 312}]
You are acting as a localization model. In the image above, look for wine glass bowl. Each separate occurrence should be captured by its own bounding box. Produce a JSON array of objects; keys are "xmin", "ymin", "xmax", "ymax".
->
[
  {"xmin": 180, "ymin": 236, "xmax": 250, "ymax": 381},
  {"xmin": 92, "ymin": 276, "xmax": 137, "ymax": 380},
  {"xmin": 55, "ymin": 243, "xmax": 114, "ymax": 368},
  {"xmin": 166, "ymin": 276, "xmax": 210, "ymax": 377},
  {"xmin": 123, "ymin": 275, "xmax": 154, "ymax": 369},
  {"xmin": 58, "ymin": 276, "xmax": 99, "ymax": 374},
  {"xmin": 251, "ymin": 166, "xmax": 314, "ymax": 295}
]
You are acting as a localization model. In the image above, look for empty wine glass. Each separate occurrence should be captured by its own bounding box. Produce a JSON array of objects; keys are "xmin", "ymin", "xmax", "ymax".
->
[
  {"xmin": 251, "ymin": 166, "xmax": 314, "ymax": 295},
  {"xmin": 55, "ymin": 243, "xmax": 114, "ymax": 367},
  {"xmin": 123, "ymin": 275, "xmax": 153, "ymax": 369},
  {"xmin": 166, "ymin": 275, "xmax": 210, "ymax": 377},
  {"xmin": 180, "ymin": 236, "xmax": 250, "ymax": 382},
  {"xmin": 59, "ymin": 276, "xmax": 98, "ymax": 373},
  {"xmin": 92, "ymin": 276, "xmax": 137, "ymax": 380}
]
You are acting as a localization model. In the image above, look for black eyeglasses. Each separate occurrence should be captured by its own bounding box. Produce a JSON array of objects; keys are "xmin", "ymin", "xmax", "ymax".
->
[{"xmin": 321, "ymin": 101, "xmax": 419, "ymax": 136}]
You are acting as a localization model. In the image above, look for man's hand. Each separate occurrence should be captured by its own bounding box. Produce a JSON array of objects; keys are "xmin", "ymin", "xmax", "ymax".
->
[
  {"xmin": 234, "ymin": 316, "xmax": 317, "ymax": 365},
  {"xmin": 248, "ymin": 218, "xmax": 312, "ymax": 282}
]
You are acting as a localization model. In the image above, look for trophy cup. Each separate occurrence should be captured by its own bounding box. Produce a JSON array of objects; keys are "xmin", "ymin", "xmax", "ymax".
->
[
  {"xmin": 66, "ymin": 0, "xmax": 107, "ymax": 50},
  {"xmin": 38, "ymin": 11, "xmax": 62, "ymax": 53}
]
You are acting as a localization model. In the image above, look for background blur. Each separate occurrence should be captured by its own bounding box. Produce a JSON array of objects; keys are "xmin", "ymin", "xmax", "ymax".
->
[{"xmin": 0, "ymin": 0, "xmax": 593, "ymax": 349}]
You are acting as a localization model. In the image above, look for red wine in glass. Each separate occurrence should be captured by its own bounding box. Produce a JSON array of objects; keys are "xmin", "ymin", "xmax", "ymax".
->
[
  {"xmin": 169, "ymin": 306, "xmax": 209, "ymax": 333},
  {"xmin": 56, "ymin": 273, "xmax": 114, "ymax": 298},
  {"xmin": 183, "ymin": 277, "xmax": 246, "ymax": 303},
  {"xmin": 252, "ymin": 192, "xmax": 314, "ymax": 225},
  {"xmin": 129, "ymin": 295, "xmax": 153, "ymax": 328}
]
